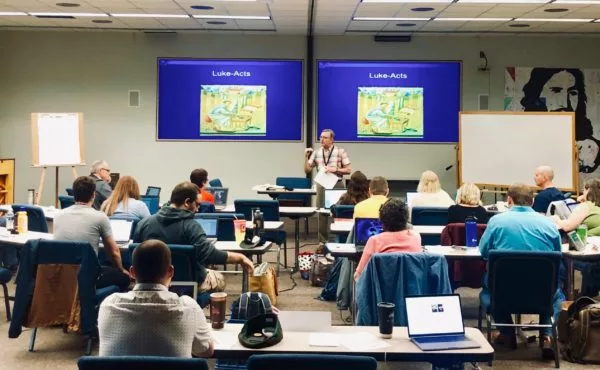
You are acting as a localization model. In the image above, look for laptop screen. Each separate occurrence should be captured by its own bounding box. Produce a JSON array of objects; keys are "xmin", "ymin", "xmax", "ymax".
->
[
  {"xmin": 406, "ymin": 295, "xmax": 465, "ymax": 337},
  {"xmin": 109, "ymin": 219, "xmax": 133, "ymax": 243},
  {"xmin": 324, "ymin": 189, "xmax": 347, "ymax": 209},
  {"xmin": 205, "ymin": 187, "xmax": 228, "ymax": 206},
  {"xmin": 146, "ymin": 186, "xmax": 161, "ymax": 197},
  {"xmin": 406, "ymin": 192, "xmax": 418, "ymax": 208},
  {"xmin": 169, "ymin": 282, "xmax": 198, "ymax": 300},
  {"xmin": 355, "ymin": 218, "xmax": 383, "ymax": 246},
  {"xmin": 195, "ymin": 218, "xmax": 218, "ymax": 238}
]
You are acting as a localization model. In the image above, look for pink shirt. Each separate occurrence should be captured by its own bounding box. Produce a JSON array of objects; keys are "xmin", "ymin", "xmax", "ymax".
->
[{"xmin": 355, "ymin": 230, "xmax": 422, "ymax": 276}]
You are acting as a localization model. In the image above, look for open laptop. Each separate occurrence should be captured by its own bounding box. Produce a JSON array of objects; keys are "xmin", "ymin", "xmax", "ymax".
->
[
  {"xmin": 406, "ymin": 294, "xmax": 480, "ymax": 351},
  {"xmin": 355, "ymin": 217, "xmax": 383, "ymax": 249},
  {"xmin": 195, "ymin": 218, "xmax": 218, "ymax": 239},
  {"xmin": 145, "ymin": 186, "xmax": 161, "ymax": 197},
  {"xmin": 205, "ymin": 187, "xmax": 228, "ymax": 209},
  {"xmin": 406, "ymin": 192, "xmax": 418, "ymax": 208},
  {"xmin": 324, "ymin": 189, "xmax": 346, "ymax": 209},
  {"xmin": 169, "ymin": 282, "xmax": 198, "ymax": 300},
  {"xmin": 109, "ymin": 219, "xmax": 134, "ymax": 246}
]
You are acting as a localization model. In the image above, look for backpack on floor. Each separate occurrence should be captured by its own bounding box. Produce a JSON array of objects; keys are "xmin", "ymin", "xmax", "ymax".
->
[{"xmin": 561, "ymin": 296, "xmax": 600, "ymax": 363}]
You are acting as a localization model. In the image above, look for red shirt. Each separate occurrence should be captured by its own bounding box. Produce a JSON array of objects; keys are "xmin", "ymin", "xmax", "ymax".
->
[{"xmin": 200, "ymin": 190, "xmax": 215, "ymax": 204}]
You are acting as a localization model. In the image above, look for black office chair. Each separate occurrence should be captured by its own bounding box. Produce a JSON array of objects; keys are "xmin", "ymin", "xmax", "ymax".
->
[
  {"xmin": 11, "ymin": 204, "xmax": 48, "ymax": 233},
  {"xmin": 78, "ymin": 356, "xmax": 209, "ymax": 370},
  {"xmin": 247, "ymin": 354, "xmax": 377, "ymax": 370}
]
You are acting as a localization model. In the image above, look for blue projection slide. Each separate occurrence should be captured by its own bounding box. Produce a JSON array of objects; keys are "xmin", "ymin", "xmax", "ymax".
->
[
  {"xmin": 317, "ymin": 61, "xmax": 461, "ymax": 143},
  {"xmin": 157, "ymin": 59, "xmax": 303, "ymax": 141}
]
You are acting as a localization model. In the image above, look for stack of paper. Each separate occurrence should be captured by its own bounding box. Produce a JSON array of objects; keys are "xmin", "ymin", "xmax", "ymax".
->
[
  {"xmin": 308, "ymin": 333, "xmax": 340, "ymax": 347},
  {"xmin": 339, "ymin": 332, "xmax": 391, "ymax": 351}
]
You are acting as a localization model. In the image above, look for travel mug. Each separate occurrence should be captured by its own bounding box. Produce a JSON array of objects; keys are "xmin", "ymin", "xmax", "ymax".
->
[
  {"xmin": 377, "ymin": 302, "xmax": 395, "ymax": 339},
  {"xmin": 210, "ymin": 292, "xmax": 227, "ymax": 329}
]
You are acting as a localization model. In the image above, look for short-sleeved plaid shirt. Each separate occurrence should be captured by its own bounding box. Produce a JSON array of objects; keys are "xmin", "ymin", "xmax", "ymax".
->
[{"xmin": 307, "ymin": 145, "xmax": 351, "ymax": 175}]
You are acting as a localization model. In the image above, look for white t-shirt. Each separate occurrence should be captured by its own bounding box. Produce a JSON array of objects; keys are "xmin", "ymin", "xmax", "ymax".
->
[{"xmin": 410, "ymin": 190, "xmax": 454, "ymax": 208}]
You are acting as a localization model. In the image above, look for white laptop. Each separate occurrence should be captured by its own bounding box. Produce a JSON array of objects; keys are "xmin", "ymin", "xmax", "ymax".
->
[
  {"xmin": 406, "ymin": 192, "xmax": 418, "ymax": 208},
  {"xmin": 109, "ymin": 219, "xmax": 134, "ymax": 245},
  {"xmin": 324, "ymin": 189, "xmax": 346, "ymax": 209},
  {"xmin": 406, "ymin": 294, "xmax": 480, "ymax": 351},
  {"xmin": 169, "ymin": 281, "xmax": 198, "ymax": 300}
]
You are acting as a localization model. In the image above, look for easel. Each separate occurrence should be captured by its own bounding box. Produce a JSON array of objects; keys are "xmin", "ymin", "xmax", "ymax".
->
[{"xmin": 35, "ymin": 165, "xmax": 81, "ymax": 207}]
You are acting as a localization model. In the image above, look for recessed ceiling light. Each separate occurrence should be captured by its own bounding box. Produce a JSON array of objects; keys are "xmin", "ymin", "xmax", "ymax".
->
[
  {"xmin": 0, "ymin": 12, "xmax": 28, "ymax": 16},
  {"xmin": 514, "ymin": 17, "xmax": 593, "ymax": 21},
  {"xmin": 545, "ymin": 8, "xmax": 570, "ymax": 12},
  {"xmin": 362, "ymin": 0, "xmax": 452, "ymax": 2},
  {"xmin": 509, "ymin": 23, "xmax": 531, "ymax": 27},
  {"xmin": 411, "ymin": 7, "xmax": 435, "ymax": 11},
  {"xmin": 458, "ymin": 0, "xmax": 550, "ymax": 3},
  {"xmin": 92, "ymin": 19, "xmax": 112, "ymax": 23},
  {"xmin": 190, "ymin": 5, "xmax": 214, "ymax": 10},
  {"xmin": 192, "ymin": 15, "xmax": 270, "ymax": 20},
  {"xmin": 207, "ymin": 21, "xmax": 227, "ymax": 24},
  {"xmin": 56, "ymin": 2, "xmax": 80, "ymax": 7},
  {"xmin": 111, "ymin": 14, "xmax": 190, "ymax": 18},
  {"xmin": 397, "ymin": 23, "xmax": 417, "ymax": 26},
  {"xmin": 353, "ymin": 16, "xmax": 431, "ymax": 21},
  {"xmin": 29, "ymin": 12, "xmax": 108, "ymax": 17},
  {"xmin": 434, "ymin": 17, "xmax": 512, "ymax": 21}
]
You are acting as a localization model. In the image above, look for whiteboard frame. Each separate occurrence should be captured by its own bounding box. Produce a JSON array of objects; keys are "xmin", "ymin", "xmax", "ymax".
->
[
  {"xmin": 458, "ymin": 111, "xmax": 577, "ymax": 192},
  {"xmin": 31, "ymin": 112, "xmax": 86, "ymax": 167}
]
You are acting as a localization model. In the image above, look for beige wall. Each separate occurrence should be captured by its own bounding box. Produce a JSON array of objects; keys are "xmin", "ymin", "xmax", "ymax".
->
[{"xmin": 1, "ymin": 31, "xmax": 599, "ymax": 204}]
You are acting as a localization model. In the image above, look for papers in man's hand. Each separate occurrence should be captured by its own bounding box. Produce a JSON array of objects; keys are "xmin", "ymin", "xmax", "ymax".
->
[
  {"xmin": 339, "ymin": 332, "xmax": 391, "ymax": 351},
  {"xmin": 314, "ymin": 168, "xmax": 339, "ymax": 190},
  {"xmin": 212, "ymin": 331, "xmax": 238, "ymax": 349},
  {"xmin": 309, "ymin": 333, "xmax": 340, "ymax": 347}
]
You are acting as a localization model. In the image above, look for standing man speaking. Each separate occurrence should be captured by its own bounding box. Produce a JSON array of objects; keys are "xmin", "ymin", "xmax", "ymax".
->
[{"xmin": 304, "ymin": 129, "xmax": 352, "ymax": 246}]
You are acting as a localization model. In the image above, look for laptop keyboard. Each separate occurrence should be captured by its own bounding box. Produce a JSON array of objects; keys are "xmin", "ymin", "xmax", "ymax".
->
[{"xmin": 416, "ymin": 335, "xmax": 466, "ymax": 343}]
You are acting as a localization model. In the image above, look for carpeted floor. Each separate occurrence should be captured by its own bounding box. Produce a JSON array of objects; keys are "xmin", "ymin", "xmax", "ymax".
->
[{"xmin": 0, "ymin": 219, "xmax": 592, "ymax": 369}]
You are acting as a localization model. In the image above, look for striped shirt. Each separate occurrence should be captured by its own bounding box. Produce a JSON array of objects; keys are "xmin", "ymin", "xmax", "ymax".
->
[{"xmin": 307, "ymin": 145, "xmax": 351, "ymax": 174}]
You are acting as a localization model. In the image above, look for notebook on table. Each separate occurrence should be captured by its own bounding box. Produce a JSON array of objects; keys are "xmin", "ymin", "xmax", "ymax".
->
[
  {"xmin": 406, "ymin": 294, "xmax": 480, "ymax": 351},
  {"xmin": 195, "ymin": 218, "xmax": 218, "ymax": 239},
  {"xmin": 354, "ymin": 217, "xmax": 384, "ymax": 249},
  {"xmin": 324, "ymin": 189, "xmax": 346, "ymax": 209},
  {"xmin": 205, "ymin": 187, "xmax": 228, "ymax": 209},
  {"xmin": 109, "ymin": 219, "xmax": 134, "ymax": 246}
]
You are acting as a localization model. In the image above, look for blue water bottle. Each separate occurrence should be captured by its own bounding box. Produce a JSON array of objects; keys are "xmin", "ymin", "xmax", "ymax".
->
[{"xmin": 465, "ymin": 217, "xmax": 478, "ymax": 247}]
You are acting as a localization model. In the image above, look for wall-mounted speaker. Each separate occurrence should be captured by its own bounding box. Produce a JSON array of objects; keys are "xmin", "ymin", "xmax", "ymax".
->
[{"xmin": 129, "ymin": 90, "xmax": 140, "ymax": 108}]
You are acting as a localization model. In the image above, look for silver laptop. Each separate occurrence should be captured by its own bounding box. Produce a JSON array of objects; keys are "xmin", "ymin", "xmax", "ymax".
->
[
  {"xmin": 109, "ymin": 219, "xmax": 134, "ymax": 245},
  {"xmin": 406, "ymin": 192, "xmax": 418, "ymax": 208},
  {"xmin": 195, "ymin": 218, "xmax": 218, "ymax": 239},
  {"xmin": 205, "ymin": 187, "xmax": 228, "ymax": 208},
  {"xmin": 406, "ymin": 294, "xmax": 480, "ymax": 351},
  {"xmin": 169, "ymin": 281, "xmax": 198, "ymax": 300},
  {"xmin": 324, "ymin": 189, "xmax": 346, "ymax": 209}
]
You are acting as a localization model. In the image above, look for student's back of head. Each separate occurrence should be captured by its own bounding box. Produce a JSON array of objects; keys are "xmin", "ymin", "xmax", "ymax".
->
[
  {"xmin": 170, "ymin": 182, "xmax": 200, "ymax": 207},
  {"xmin": 132, "ymin": 239, "xmax": 172, "ymax": 284},
  {"xmin": 369, "ymin": 176, "xmax": 389, "ymax": 196},
  {"xmin": 73, "ymin": 176, "xmax": 96, "ymax": 203}
]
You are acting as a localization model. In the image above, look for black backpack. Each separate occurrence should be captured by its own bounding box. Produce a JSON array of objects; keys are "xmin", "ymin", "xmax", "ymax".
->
[{"xmin": 231, "ymin": 292, "xmax": 273, "ymax": 321}]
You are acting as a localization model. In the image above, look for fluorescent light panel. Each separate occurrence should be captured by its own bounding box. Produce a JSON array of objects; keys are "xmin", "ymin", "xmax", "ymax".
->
[
  {"xmin": 515, "ymin": 17, "xmax": 593, "ymax": 21},
  {"xmin": 362, "ymin": 0, "xmax": 451, "ymax": 3},
  {"xmin": 458, "ymin": 0, "xmax": 550, "ymax": 3},
  {"xmin": 435, "ymin": 17, "xmax": 512, "ymax": 21},
  {"xmin": 192, "ymin": 15, "xmax": 270, "ymax": 20},
  {"xmin": 353, "ymin": 17, "xmax": 431, "ymax": 21},
  {"xmin": 554, "ymin": 0, "xmax": 600, "ymax": 3},
  {"xmin": 0, "ymin": 12, "xmax": 27, "ymax": 16},
  {"xmin": 29, "ymin": 12, "xmax": 108, "ymax": 17},
  {"xmin": 111, "ymin": 14, "xmax": 190, "ymax": 18}
]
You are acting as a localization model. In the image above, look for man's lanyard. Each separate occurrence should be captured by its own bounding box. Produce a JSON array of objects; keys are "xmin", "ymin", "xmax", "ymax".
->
[{"xmin": 323, "ymin": 146, "xmax": 335, "ymax": 167}]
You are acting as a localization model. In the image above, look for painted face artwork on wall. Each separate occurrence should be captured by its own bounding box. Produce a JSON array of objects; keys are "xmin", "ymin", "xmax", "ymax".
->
[{"xmin": 505, "ymin": 67, "xmax": 600, "ymax": 175}]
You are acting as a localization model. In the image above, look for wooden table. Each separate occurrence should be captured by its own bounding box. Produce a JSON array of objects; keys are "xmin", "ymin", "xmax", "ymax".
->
[
  {"xmin": 212, "ymin": 323, "xmax": 494, "ymax": 365},
  {"xmin": 246, "ymin": 221, "xmax": 284, "ymax": 231},
  {"xmin": 279, "ymin": 206, "xmax": 317, "ymax": 271}
]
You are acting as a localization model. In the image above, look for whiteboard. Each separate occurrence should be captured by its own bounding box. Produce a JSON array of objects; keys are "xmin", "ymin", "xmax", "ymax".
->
[
  {"xmin": 31, "ymin": 113, "xmax": 85, "ymax": 167},
  {"xmin": 459, "ymin": 112, "xmax": 576, "ymax": 191}
]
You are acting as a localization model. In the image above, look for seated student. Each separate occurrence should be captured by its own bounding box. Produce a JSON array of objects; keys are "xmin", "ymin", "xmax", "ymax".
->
[
  {"xmin": 337, "ymin": 171, "xmax": 369, "ymax": 206},
  {"xmin": 190, "ymin": 168, "xmax": 215, "ymax": 204},
  {"xmin": 411, "ymin": 170, "xmax": 454, "ymax": 208},
  {"xmin": 134, "ymin": 181, "xmax": 253, "ymax": 293},
  {"xmin": 479, "ymin": 183, "xmax": 562, "ymax": 357},
  {"xmin": 554, "ymin": 178, "xmax": 600, "ymax": 235},
  {"xmin": 100, "ymin": 176, "xmax": 150, "ymax": 219},
  {"xmin": 99, "ymin": 239, "xmax": 213, "ymax": 357},
  {"xmin": 354, "ymin": 198, "xmax": 421, "ymax": 280},
  {"xmin": 532, "ymin": 165, "xmax": 565, "ymax": 213},
  {"xmin": 90, "ymin": 160, "xmax": 113, "ymax": 210},
  {"xmin": 448, "ymin": 182, "xmax": 489, "ymax": 224},
  {"xmin": 54, "ymin": 176, "xmax": 131, "ymax": 291},
  {"xmin": 353, "ymin": 176, "xmax": 389, "ymax": 219}
]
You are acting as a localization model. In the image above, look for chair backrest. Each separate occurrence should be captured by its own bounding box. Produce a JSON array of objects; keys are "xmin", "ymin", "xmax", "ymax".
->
[
  {"xmin": 209, "ymin": 178, "xmax": 223, "ymax": 187},
  {"xmin": 247, "ymin": 354, "xmax": 377, "ymax": 370},
  {"xmin": 58, "ymin": 195, "xmax": 75, "ymax": 209},
  {"xmin": 65, "ymin": 188, "xmax": 74, "ymax": 196},
  {"xmin": 275, "ymin": 177, "xmax": 311, "ymax": 205},
  {"xmin": 78, "ymin": 356, "xmax": 209, "ymax": 370},
  {"xmin": 440, "ymin": 223, "xmax": 487, "ymax": 246},
  {"xmin": 195, "ymin": 213, "xmax": 245, "ymax": 241},
  {"xmin": 488, "ymin": 250, "xmax": 561, "ymax": 317},
  {"xmin": 129, "ymin": 243, "xmax": 196, "ymax": 282},
  {"xmin": 234, "ymin": 199, "xmax": 280, "ymax": 221},
  {"xmin": 198, "ymin": 202, "xmax": 216, "ymax": 213},
  {"xmin": 11, "ymin": 204, "xmax": 48, "ymax": 233},
  {"xmin": 140, "ymin": 195, "xmax": 160, "ymax": 215},
  {"xmin": 411, "ymin": 207, "xmax": 449, "ymax": 226},
  {"xmin": 355, "ymin": 252, "xmax": 452, "ymax": 326},
  {"xmin": 330, "ymin": 204, "xmax": 354, "ymax": 219}
]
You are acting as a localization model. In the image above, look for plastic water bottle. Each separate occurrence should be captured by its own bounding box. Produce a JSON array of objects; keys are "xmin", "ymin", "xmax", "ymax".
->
[
  {"xmin": 5, "ymin": 209, "xmax": 14, "ymax": 232},
  {"xmin": 465, "ymin": 217, "xmax": 478, "ymax": 247}
]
